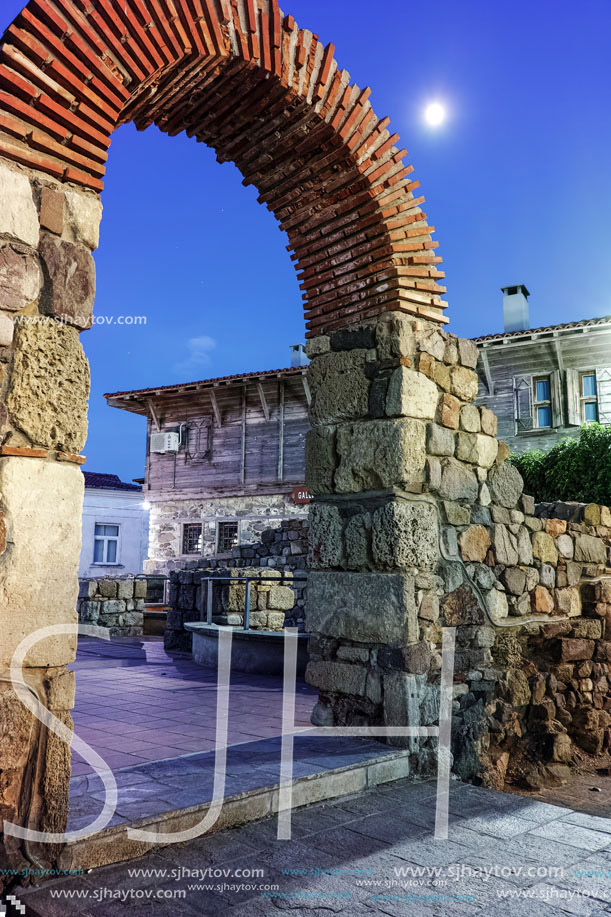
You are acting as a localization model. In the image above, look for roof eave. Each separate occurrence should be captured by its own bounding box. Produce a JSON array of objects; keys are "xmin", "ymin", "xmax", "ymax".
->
[
  {"xmin": 473, "ymin": 318, "xmax": 611, "ymax": 347},
  {"xmin": 104, "ymin": 366, "xmax": 307, "ymax": 405}
]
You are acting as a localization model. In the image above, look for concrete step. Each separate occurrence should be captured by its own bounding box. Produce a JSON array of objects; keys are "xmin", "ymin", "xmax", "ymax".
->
[{"xmin": 60, "ymin": 736, "xmax": 413, "ymax": 871}]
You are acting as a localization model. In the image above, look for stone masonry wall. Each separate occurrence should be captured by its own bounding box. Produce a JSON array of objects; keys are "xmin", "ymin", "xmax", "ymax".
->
[
  {"xmin": 165, "ymin": 519, "xmax": 308, "ymax": 650},
  {"xmin": 478, "ymin": 507, "xmax": 611, "ymax": 790},
  {"xmin": 304, "ymin": 314, "xmax": 611, "ymax": 790},
  {"xmin": 0, "ymin": 160, "xmax": 101, "ymax": 883},
  {"xmin": 146, "ymin": 494, "xmax": 308, "ymax": 575},
  {"xmin": 77, "ymin": 577, "xmax": 147, "ymax": 637}
]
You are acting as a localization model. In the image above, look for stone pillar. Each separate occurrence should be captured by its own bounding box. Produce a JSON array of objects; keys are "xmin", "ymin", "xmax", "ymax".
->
[
  {"xmin": 304, "ymin": 314, "xmax": 493, "ymax": 776},
  {"xmin": 0, "ymin": 160, "xmax": 99, "ymax": 881}
]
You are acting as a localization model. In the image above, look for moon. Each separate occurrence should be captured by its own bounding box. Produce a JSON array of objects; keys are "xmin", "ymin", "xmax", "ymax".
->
[{"xmin": 424, "ymin": 102, "xmax": 446, "ymax": 127}]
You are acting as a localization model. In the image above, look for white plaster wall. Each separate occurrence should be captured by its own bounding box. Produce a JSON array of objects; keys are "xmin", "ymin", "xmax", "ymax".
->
[{"xmin": 79, "ymin": 488, "xmax": 150, "ymax": 578}]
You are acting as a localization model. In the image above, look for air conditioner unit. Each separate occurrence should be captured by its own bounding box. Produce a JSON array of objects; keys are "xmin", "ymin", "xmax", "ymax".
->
[{"xmin": 150, "ymin": 432, "xmax": 180, "ymax": 454}]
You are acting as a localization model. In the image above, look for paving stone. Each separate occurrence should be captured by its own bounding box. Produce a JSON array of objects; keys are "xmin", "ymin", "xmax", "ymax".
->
[
  {"xmin": 522, "ymin": 882, "xmax": 609, "ymax": 915},
  {"xmin": 529, "ymin": 820, "xmax": 611, "ymax": 851},
  {"xmin": 562, "ymin": 811, "xmax": 611, "ymax": 835},
  {"xmin": 284, "ymin": 803, "xmax": 366, "ymax": 839},
  {"xmin": 332, "ymin": 788, "xmax": 403, "ymax": 818},
  {"xmin": 451, "ymin": 811, "xmax": 541, "ymax": 839},
  {"xmin": 488, "ymin": 830, "xmax": 593, "ymax": 867},
  {"xmin": 346, "ymin": 811, "xmax": 431, "ymax": 845},
  {"xmin": 388, "ymin": 836, "xmax": 473, "ymax": 868},
  {"xmin": 306, "ymin": 822, "xmax": 393, "ymax": 861}
]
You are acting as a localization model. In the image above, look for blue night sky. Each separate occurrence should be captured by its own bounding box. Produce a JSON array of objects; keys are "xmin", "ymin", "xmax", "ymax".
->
[{"xmin": 1, "ymin": 1, "xmax": 610, "ymax": 482}]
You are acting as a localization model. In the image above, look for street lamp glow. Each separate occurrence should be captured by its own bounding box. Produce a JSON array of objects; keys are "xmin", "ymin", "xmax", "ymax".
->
[{"xmin": 424, "ymin": 102, "xmax": 446, "ymax": 127}]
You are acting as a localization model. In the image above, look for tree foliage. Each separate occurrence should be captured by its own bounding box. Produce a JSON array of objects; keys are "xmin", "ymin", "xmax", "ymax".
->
[{"xmin": 510, "ymin": 423, "xmax": 611, "ymax": 505}]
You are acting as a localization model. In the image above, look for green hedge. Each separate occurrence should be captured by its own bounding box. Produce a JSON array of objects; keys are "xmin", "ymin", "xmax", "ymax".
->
[{"xmin": 510, "ymin": 423, "xmax": 611, "ymax": 505}]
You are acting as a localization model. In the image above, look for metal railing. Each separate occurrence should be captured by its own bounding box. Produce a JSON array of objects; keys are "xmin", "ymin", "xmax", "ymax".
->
[
  {"xmin": 141, "ymin": 572, "xmax": 307, "ymax": 631},
  {"xmin": 198, "ymin": 573, "xmax": 307, "ymax": 630},
  {"xmin": 142, "ymin": 575, "xmax": 170, "ymax": 607}
]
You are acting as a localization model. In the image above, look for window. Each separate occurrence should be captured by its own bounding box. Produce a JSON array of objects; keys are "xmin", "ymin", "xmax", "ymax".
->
[
  {"xmin": 217, "ymin": 521, "xmax": 239, "ymax": 553},
  {"xmin": 580, "ymin": 371, "xmax": 598, "ymax": 422},
  {"xmin": 533, "ymin": 375, "xmax": 552, "ymax": 428},
  {"xmin": 182, "ymin": 523, "xmax": 202, "ymax": 555},
  {"xmin": 93, "ymin": 524, "xmax": 120, "ymax": 564}
]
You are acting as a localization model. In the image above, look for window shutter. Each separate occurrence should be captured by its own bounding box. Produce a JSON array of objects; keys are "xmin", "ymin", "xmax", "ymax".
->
[
  {"xmin": 185, "ymin": 419, "xmax": 212, "ymax": 462},
  {"xmin": 565, "ymin": 369, "xmax": 580, "ymax": 425},
  {"xmin": 596, "ymin": 368, "xmax": 611, "ymax": 425},
  {"xmin": 513, "ymin": 375, "xmax": 533, "ymax": 432},
  {"xmin": 551, "ymin": 370, "xmax": 563, "ymax": 427}
]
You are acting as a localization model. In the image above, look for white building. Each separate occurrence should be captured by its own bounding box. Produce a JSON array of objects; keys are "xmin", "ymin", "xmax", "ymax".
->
[{"xmin": 79, "ymin": 472, "xmax": 150, "ymax": 579}]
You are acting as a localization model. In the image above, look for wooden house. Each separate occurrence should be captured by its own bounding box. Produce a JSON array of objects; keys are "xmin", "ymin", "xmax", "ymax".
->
[
  {"xmin": 474, "ymin": 286, "xmax": 611, "ymax": 453},
  {"xmin": 105, "ymin": 347, "xmax": 310, "ymax": 574}
]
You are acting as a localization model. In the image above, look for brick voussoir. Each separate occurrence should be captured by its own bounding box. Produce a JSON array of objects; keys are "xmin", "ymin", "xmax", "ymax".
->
[
  {"xmin": 50, "ymin": 0, "xmax": 136, "ymax": 86},
  {"xmin": 152, "ymin": 57, "xmax": 233, "ymax": 132},
  {"xmin": 13, "ymin": 12, "xmax": 127, "ymax": 112},
  {"xmin": 28, "ymin": 128, "xmax": 106, "ymax": 177},
  {"xmin": 0, "ymin": 82, "xmax": 111, "ymax": 162}
]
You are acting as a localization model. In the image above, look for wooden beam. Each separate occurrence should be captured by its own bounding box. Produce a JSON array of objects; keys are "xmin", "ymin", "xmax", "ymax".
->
[
  {"xmin": 480, "ymin": 348, "xmax": 495, "ymax": 395},
  {"xmin": 147, "ymin": 400, "xmax": 161, "ymax": 432},
  {"xmin": 553, "ymin": 333, "xmax": 564, "ymax": 371},
  {"xmin": 302, "ymin": 373, "xmax": 312, "ymax": 407},
  {"xmin": 145, "ymin": 415, "xmax": 152, "ymax": 491},
  {"xmin": 257, "ymin": 382, "xmax": 270, "ymax": 421},
  {"xmin": 240, "ymin": 385, "xmax": 247, "ymax": 486},
  {"xmin": 277, "ymin": 378, "xmax": 285, "ymax": 482},
  {"xmin": 209, "ymin": 389, "xmax": 222, "ymax": 426}
]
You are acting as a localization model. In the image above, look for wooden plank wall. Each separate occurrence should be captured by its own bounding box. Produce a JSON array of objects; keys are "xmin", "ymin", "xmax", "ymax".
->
[
  {"xmin": 476, "ymin": 331, "xmax": 611, "ymax": 453},
  {"xmin": 146, "ymin": 376, "xmax": 308, "ymax": 493}
]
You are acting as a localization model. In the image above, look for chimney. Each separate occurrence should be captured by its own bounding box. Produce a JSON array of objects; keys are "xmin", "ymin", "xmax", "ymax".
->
[
  {"xmin": 290, "ymin": 343, "xmax": 308, "ymax": 368},
  {"xmin": 502, "ymin": 284, "xmax": 530, "ymax": 332}
]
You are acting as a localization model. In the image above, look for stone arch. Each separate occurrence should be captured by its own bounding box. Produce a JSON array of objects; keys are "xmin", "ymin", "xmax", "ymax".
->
[{"xmin": 0, "ymin": 0, "xmax": 451, "ymax": 879}]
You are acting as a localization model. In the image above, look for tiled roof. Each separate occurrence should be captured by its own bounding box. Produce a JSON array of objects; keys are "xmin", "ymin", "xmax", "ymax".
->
[
  {"xmin": 472, "ymin": 315, "xmax": 611, "ymax": 343},
  {"xmin": 105, "ymin": 366, "xmax": 305, "ymax": 400},
  {"xmin": 83, "ymin": 472, "xmax": 142, "ymax": 492}
]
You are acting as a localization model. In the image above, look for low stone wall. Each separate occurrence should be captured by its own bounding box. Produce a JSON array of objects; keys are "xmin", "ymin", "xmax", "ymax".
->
[
  {"xmin": 474, "ymin": 510, "xmax": 611, "ymax": 790},
  {"xmin": 499, "ymin": 580, "xmax": 611, "ymax": 789},
  {"xmin": 167, "ymin": 568, "xmax": 295, "ymax": 650},
  {"xmin": 218, "ymin": 569, "xmax": 295, "ymax": 630},
  {"xmin": 78, "ymin": 577, "xmax": 147, "ymax": 636},
  {"xmin": 165, "ymin": 520, "xmax": 308, "ymax": 650}
]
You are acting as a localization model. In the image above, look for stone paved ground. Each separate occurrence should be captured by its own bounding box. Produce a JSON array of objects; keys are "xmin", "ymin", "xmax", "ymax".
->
[
  {"xmin": 67, "ymin": 734, "xmax": 406, "ymax": 831},
  {"xmin": 69, "ymin": 636, "xmax": 316, "ymax": 775},
  {"xmin": 18, "ymin": 778, "xmax": 611, "ymax": 917}
]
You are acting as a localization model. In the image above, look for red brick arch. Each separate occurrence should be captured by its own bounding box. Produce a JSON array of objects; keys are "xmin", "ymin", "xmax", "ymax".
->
[{"xmin": 0, "ymin": 0, "xmax": 446, "ymax": 335}]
